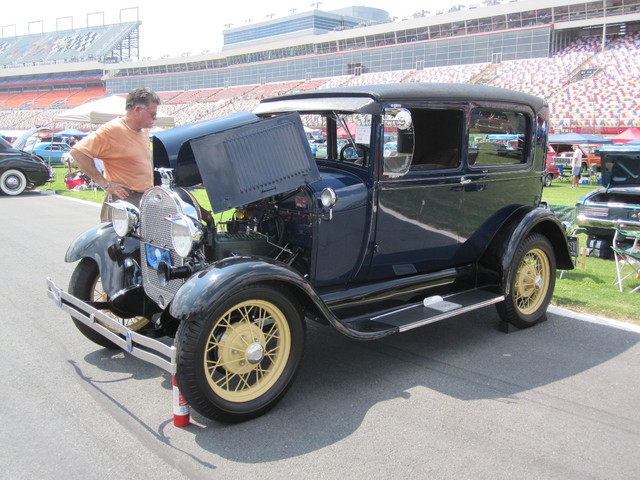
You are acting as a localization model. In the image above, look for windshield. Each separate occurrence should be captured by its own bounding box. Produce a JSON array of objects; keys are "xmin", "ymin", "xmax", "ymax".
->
[{"xmin": 300, "ymin": 112, "xmax": 372, "ymax": 167}]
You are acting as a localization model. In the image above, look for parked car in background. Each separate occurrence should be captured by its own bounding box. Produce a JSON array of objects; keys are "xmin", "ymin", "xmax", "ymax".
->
[
  {"xmin": 24, "ymin": 141, "xmax": 72, "ymax": 165},
  {"xmin": 576, "ymin": 145, "xmax": 640, "ymax": 255},
  {"xmin": 544, "ymin": 155, "xmax": 560, "ymax": 187},
  {"xmin": 46, "ymin": 83, "xmax": 572, "ymax": 423},
  {"xmin": 549, "ymin": 143, "xmax": 601, "ymax": 172},
  {"xmin": 0, "ymin": 136, "xmax": 54, "ymax": 195}
]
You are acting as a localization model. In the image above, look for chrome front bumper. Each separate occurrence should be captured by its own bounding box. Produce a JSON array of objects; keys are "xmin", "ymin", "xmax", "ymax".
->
[{"xmin": 45, "ymin": 277, "xmax": 176, "ymax": 374}]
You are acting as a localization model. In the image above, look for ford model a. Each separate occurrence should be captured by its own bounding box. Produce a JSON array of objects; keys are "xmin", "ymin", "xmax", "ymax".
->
[{"xmin": 46, "ymin": 83, "xmax": 573, "ymax": 423}]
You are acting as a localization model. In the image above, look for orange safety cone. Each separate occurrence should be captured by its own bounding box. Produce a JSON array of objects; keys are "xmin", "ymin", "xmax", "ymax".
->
[{"xmin": 172, "ymin": 375, "xmax": 190, "ymax": 427}]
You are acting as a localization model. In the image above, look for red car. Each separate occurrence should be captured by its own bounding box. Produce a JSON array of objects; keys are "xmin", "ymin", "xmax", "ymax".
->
[{"xmin": 544, "ymin": 148, "xmax": 560, "ymax": 187}]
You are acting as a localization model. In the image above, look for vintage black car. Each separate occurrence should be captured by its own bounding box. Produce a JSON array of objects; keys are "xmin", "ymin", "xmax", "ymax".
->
[
  {"xmin": 0, "ymin": 136, "xmax": 54, "ymax": 195},
  {"xmin": 46, "ymin": 83, "xmax": 572, "ymax": 423},
  {"xmin": 576, "ymin": 145, "xmax": 640, "ymax": 245}
]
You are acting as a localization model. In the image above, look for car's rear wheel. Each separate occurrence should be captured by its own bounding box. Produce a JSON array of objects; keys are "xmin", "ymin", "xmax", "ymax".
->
[
  {"xmin": 176, "ymin": 284, "xmax": 305, "ymax": 423},
  {"xmin": 68, "ymin": 258, "xmax": 149, "ymax": 349},
  {"xmin": 543, "ymin": 173, "xmax": 553, "ymax": 187},
  {"xmin": 0, "ymin": 169, "xmax": 27, "ymax": 195},
  {"xmin": 497, "ymin": 233, "xmax": 556, "ymax": 329}
]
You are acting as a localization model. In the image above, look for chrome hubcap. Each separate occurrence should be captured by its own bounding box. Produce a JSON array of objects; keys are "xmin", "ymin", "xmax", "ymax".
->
[
  {"xmin": 6, "ymin": 176, "xmax": 19, "ymax": 189},
  {"xmin": 246, "ymin": 343, "xmax": 265, "ymax": 364}
]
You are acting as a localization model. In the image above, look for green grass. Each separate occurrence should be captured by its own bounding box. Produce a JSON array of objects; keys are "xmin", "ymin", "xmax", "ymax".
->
[
  {"xmin": 41, "ymin": 167, "xmax": 639, "ymax": 324},
  {"xmin": 542, "ymin": 181, "xmax": 640, "ymax": 324},
  {"xmin": 41, "ymin": 166, "xmax": 214, "ymax": 210}
]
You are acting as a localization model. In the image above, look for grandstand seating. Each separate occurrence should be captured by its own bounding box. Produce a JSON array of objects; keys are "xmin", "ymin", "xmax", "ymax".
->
[
  {"xmin": 29, "ymin": 90, "xmax": 80, "ymax": 109},
  {"xmin": 0, "ymin": 23, "xmax": 140, "ymax": 67},
  {"xmin": 247, "ymin": 81, "xmax": 304, "ymax": 99},
  {"xmin": 164, "ymin": 89, "xmax": 221, "ymax": 104},
  {"xmin": 1, "ymin": 32, "xmax": 639, "ymax": 133},
  {"xmin": 1, "ymin": 92, "xmax": 41, "ymax": 109},
  {"xmin": 205, "ymin": 85, "xmax": 259, "ymax": 102},
  {"xmin": 62, "ymin": 87, "xmax": 107, "ymax": 107}
]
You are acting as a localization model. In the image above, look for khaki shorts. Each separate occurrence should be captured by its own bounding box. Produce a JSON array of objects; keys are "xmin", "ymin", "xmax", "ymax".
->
[{"xmin": 100, "ymin": 191, "xmax": 145, "ymax": 222}]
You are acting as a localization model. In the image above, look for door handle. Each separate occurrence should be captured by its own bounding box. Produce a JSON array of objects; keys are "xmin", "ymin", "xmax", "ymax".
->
[{"xmin": 460, "ymin": 177, "xmax": 472, "ymax": 185}]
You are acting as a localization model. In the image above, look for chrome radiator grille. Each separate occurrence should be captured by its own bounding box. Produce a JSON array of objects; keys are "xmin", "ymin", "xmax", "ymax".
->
[{"xmin": 140, "ymin": 187, "xmax": 185, "ymax": 307}]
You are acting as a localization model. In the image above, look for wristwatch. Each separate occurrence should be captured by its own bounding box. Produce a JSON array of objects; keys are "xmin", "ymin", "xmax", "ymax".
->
[{"xmin": 104, "ymin": 181, "xmax": 111, "ymax": 190}]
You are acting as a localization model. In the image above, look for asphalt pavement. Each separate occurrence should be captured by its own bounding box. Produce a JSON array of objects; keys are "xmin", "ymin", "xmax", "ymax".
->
[{"xmin": 1, "ymin": 191, "xmax": 638, "ymax": 479}]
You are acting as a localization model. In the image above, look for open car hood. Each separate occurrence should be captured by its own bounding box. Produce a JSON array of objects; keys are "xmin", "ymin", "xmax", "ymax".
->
[
  {"xmin": 12, "ymin": 127, "xmax": 55, "ymax": 151},
  {"xmin": 153, "ymin": 111, "xmax": 320, "ymax": 213},
  {"xmin": 597, "ymin": 146, "xmax": 640, "ymax": 188}
]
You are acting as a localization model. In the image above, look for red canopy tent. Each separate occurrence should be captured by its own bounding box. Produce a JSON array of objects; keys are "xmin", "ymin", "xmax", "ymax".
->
[
  {"xmin": 336, "ymin": 123, "xmax": 357, "ymax": 138},
  {"xmin": 611, "ymin": 127, "xmax": 640, "ymax": 143}
]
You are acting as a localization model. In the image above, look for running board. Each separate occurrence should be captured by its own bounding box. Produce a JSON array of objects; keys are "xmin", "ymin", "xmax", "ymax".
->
[{"xmin": 342, "ymin": 288, "xmax": 504, "ymax": 334}]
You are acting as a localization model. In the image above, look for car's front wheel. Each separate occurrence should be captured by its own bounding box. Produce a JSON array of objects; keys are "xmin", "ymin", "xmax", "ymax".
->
[
  {"xmin": 175, "ymin": 284, "xmax": 305, "ymax": 423},
  {"xmin": 68, "ymin": 258, "xmax": 149, "ymax": 349},
  {"xmin": 0, "ymin": 169, "xmax": 27, "ymax": 195},
  {"xmin": 497, "ymin": 233, "xmax": 556, "ymax": 329},
  {"xmin": 543, "ymin": 173, "xmax": 553, "ymax": 187}
]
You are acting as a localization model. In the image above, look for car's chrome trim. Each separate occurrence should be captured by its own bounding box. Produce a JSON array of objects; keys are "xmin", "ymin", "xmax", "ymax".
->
[
  {"xmin": 46, "ymin": 277, "xmax": 176, "ymax": 374},
  {"xmin": 577, "ymin": 215, "xmax": 640, "ymax": 229}
]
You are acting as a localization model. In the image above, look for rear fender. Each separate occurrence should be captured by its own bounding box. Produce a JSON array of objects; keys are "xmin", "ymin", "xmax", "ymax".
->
[
  {"xmin": 65, "ymin": 223, "xmax": 141, "ymax": 295},
  {"xmin": 479, "ymin": 206, "xmax": 573, "ymax": 287}
]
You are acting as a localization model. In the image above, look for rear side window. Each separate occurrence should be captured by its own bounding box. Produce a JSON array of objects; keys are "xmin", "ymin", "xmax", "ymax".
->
[{"xmin": 468, "ymin": 109, "xmax": 529, "ymax": 166}]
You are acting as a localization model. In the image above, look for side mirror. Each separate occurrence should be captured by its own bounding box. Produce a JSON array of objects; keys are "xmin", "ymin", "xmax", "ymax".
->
[{"xmin": 395, "ymin": 109, "xmax": 412, "ymax": 130}]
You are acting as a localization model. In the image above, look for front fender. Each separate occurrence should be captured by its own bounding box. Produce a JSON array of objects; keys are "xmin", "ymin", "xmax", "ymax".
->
[
  {"xmin": 169, "ymin": 256, "xmax": 381, "ymax": 339},
  {"xmin": 66, "ymin": 223, "xmax": 141, "ymax": 295},
  {"xmin": 479, "ymin": 206, "xmax": 573, "ymax": 287},
  {"xmin": 169, "ymin": 256, "xmax": 322, "ymax": 322}
]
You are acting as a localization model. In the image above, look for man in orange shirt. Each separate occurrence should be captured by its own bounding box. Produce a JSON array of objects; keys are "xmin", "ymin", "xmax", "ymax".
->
[{"xmin": 71, "ymin": 87, "xmax": 160, "ymax": 221}]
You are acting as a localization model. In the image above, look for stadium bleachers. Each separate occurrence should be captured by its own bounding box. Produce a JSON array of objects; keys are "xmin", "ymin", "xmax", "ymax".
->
[
  {"xmin": 0, "ymin": 23, "xmax": 140, "ymax": 67},
  {"xmin": 1, "ymin": 32, "xmax": 639, "ymax": 133},
  {"xmin": 61, "ymin": 87, "xmax": 107, "ymax": 107},
  {"xmin": 29, "ymin": 90, "xmax": 80, "ymax": 109}
]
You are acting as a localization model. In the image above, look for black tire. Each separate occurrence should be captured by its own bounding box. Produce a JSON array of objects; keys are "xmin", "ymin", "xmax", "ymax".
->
[
  {"xmin": 496, "ymin": 233, "xmax": 556, "ymax": 329},
  {"xmin": 175, "ymin": 284, "xmax": 305, "ymax": 423},
  {"xmin": 543, "ymin": 174, "xmax": 553, "ymax": 187},
  {"xmin": 0, "ymin": 169, "xmax": 27, "ymax": 195},
  {"xmin": 68, "ymin": 258, "xmax": 149, "ymax": 349}
]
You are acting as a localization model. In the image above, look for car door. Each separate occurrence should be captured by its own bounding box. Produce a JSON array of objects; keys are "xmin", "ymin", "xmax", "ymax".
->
[
  {"xmin": 457, "ymin": 105, "xmax": 542, "ymax": 262},
  {"xmin": 369, "ymin": 106, "xmax": 469, "ymax": 279}
]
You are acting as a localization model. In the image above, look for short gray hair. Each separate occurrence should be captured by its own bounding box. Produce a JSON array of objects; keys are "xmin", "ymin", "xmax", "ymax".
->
[{"xmin": 125, "ymin": 87, "xmax": 161, "ymax": 110}]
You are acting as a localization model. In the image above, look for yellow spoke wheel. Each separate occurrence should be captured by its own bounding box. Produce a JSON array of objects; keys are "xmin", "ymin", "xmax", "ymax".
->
[
  {"xmin": 69, "ymin": 258, "xmax": 149, "ymax": 349},
  {"xmin": 497, "ymin": 233, "xmax": 556, "ymax": 329},
  {"xmin": 513, "ymin": 247, "xmax": 551, "ymax": 316},
  {"xmin": 205, "ymin": 300, "xmax": 291, "ymax": 402},
  {"xmin": 176, "ymin": 284, "xmax": 304, "ymax": 423},
  {"xmin": 91, "ymin": 277, "xmax": 149, "ymax": 332}
]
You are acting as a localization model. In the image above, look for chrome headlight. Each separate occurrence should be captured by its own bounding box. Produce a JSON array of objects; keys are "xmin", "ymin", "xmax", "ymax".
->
[
  {"xmin": 320, "ymin": 188, "xmax": 337, "ymax": 208},
  {"xmin": 165, "ymin": 214, "xmax": 203, "ymax": 258},
  {"xmin": 107, "ymin": 201, "xmax": 139, "ymax": 237}
]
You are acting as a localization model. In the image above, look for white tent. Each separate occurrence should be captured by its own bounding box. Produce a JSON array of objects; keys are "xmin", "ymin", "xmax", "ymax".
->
[{"xmin": 54, "ymin": 95, "xmax": 175, "ymax": 128}]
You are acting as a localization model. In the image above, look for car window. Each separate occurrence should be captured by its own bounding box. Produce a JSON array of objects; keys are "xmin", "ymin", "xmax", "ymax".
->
[
  {"xmin": 300, "ymin": 113, "xmax": 371, "ymax": 167},
  {"xmin": 468, "ymin": 109, "xmax": 528, "ymax": 166},
  {"xmin": 383, "ymin": 107, "xmax": 462, "ymax": 177},
  {"xmin": 301, "ymin": 114, "xmax": 328, "ymax": 158}
]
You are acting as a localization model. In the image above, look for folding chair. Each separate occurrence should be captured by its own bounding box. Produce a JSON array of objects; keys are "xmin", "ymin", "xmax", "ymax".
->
[
  {"xmin": 611, "ymin": 225, "xmax": 640, "ymax": 293},
  {"xmin": 557, "ymin": 164, "xmax": 571, "ymax": 182}
]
